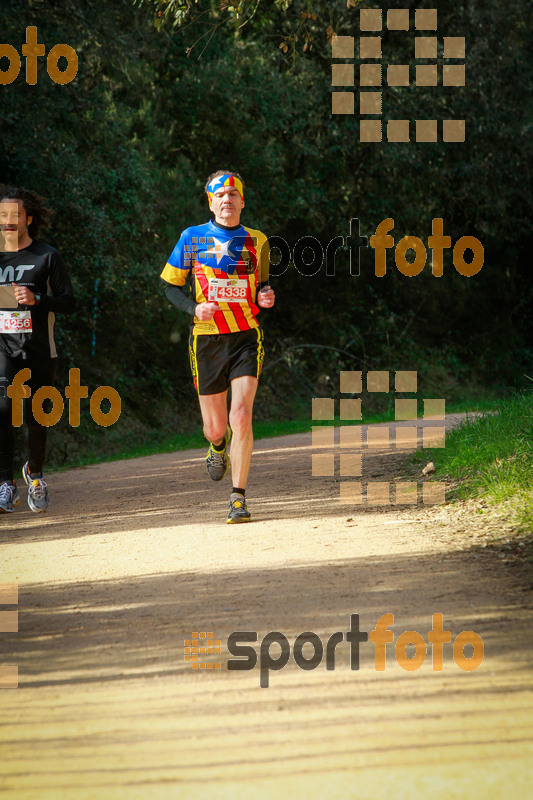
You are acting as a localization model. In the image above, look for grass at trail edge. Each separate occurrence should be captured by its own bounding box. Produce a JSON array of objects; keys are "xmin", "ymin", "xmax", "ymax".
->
[
  {"xmin": 415, "ymin": 392, "xmax": 533, "ymax": 533},
  {"xmin": 45, "ymin": 397, "xmax": 494, "ymax": 471}
]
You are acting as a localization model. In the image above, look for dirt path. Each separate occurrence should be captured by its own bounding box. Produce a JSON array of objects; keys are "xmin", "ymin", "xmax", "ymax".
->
[{"xmin": 1, "ymin": 418, "xmax": 532, "ymax": 799}]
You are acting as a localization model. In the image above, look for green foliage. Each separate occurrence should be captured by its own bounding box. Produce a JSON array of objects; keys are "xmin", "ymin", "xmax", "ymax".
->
[
  {"xmin": 1, "ymin": 0, "xmax": 531, "ymax": 466},
  {"xmin": 417, "ymin": 392, "xmax": 533, "ymax": 530}
]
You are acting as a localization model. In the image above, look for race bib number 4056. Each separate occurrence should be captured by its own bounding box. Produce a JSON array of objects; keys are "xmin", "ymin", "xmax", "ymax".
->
[
  {"xmin": 0, "ymin": 310, "xmax": 32, "ymax": 333},
  {"xmin": 208, "ymin": 278, "xmax": 248, "ymax": 303}
]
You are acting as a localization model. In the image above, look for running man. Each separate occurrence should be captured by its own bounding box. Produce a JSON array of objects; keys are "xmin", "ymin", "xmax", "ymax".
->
[
  {"xmin": 160, "ymin": 171, "xmax": 275, "ymax": 523},
  {"xmin": 0, "ymin": 187, "xmax": 75, "ymax": 513}
]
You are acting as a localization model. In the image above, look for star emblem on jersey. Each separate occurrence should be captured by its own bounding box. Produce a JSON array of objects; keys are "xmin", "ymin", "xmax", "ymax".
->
[{"xmin": 200, "ymin": 236, "xmax": 241, "ymax": 272}]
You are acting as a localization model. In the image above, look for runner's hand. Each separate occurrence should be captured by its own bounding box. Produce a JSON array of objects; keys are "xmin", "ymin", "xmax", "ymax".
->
[
  {"xmin": 258, "ymin": 285, "xmax": 275, "ymax": 308},
  {"xmin": 195, "ymin": 302, "xmax": 219, "ymax": 321},
  {"xmin": 12, "ymin": 284, "xmax": 36, "ymax": 306}
]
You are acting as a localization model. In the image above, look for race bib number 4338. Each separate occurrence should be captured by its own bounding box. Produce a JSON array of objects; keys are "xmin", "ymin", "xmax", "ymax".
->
[
  {"xmin": 0, "ymin": 310, "xmax": 32, "ymax": 333},
  {"xmin": 208, "ymin": 278, "xmax": 248, "ymax": 303}
]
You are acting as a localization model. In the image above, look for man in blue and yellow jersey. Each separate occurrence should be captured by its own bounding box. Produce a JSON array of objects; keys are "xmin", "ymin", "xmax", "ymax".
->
[{"xmin": 160, "ymin": 171, "xmax": 275, "ymax": 523}]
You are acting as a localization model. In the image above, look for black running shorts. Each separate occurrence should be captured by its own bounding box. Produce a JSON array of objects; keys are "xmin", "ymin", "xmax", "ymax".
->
[{"xmin": 189, "ymin": 328, "xmax": 264, "ymax": 395}]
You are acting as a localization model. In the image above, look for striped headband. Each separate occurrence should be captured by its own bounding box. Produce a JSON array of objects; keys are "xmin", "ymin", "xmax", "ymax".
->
[{"xmin": 206, "ymin": 173, "xmax": 244, "ymax": 203}]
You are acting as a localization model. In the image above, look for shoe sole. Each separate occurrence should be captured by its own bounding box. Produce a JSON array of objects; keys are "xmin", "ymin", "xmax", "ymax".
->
[
  {"xmin": 22, "ymin": 462, "xmax": 30, "ymax": 486},
  {"xmin": 226, "ymin": 515, "xmax": 252, "ymax": 524},
  {"xmin": 28, "ymin": 503, "xmax": 48, "ymax": 514}
]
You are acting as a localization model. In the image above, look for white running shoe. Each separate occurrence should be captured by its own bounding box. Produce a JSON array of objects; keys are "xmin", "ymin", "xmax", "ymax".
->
[
  {"xmin": 22, "ymin": 462, "xmax": 50, "ymax": 513},
  {"xmin": 0, "ymin": 481, "xmax": 20, "ymax": 513}
]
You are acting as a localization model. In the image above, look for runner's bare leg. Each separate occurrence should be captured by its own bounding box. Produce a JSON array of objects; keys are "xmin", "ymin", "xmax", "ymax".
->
[
  {"xmin": 227, "ymin": 375, "xmax": 258, "ymax": 489},
  {"xmin": 198, "ymin": 391, "xmax": 228, "ymax": 446}
]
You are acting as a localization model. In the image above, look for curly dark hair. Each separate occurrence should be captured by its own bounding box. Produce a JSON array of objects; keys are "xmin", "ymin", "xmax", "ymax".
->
[
  {"xmin": 0, "ymin": 186, "xmax": 51, "ymax": 237},
  {"xmin": 205, "ymin": 170, "xmax": 245, "ymax": 194}
]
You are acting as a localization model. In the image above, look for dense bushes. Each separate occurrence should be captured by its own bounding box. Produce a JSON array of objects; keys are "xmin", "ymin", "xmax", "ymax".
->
[{"xmin": 1, "ymin": 0, "xmax": 531, "ymax": 464}]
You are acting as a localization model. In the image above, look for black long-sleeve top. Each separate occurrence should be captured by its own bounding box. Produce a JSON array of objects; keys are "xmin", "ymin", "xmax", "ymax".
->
[{"xmin": 0, "ymin": 239, "xmax": 75, "ymax": 359}]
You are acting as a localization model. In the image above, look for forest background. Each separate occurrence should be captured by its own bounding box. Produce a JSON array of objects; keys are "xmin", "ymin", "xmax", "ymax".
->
[{"xmin": 1, "ymin": 0, "xmax": 531, "ymax": 466}]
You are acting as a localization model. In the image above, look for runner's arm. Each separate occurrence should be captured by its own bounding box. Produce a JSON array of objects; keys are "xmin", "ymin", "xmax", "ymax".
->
[
  {"xmin": 34, "ymin": 251, "xmax": 75, "ymax": 313},
  {"xmin": 257, "ymin": 235, "xmax": 274, "ymax": 307},
  {"xmin": 160, "ymin": 230, "xmax": 198, "ymax": 314},
  {"xmin": 257, "ymin": 235, "xmax": 270, "ymax": 284},
  {"xmin": 161, "ymin": 279, "xmax": 197, "ymax": 316}
]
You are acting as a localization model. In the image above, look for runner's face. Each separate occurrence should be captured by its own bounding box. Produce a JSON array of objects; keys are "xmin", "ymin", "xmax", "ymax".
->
[
  {"xmin": 0, "ymin": 199, "xmax": 32, "ymax": 251},
  {"xmin": 209, "ymin": 186, "xmax": 244, "ymax": 226}
]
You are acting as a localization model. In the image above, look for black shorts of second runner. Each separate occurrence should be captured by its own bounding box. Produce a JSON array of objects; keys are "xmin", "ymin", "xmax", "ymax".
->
[{"xmin": 189, "ymin": 328, "xmax": 264, "ymax": 395}]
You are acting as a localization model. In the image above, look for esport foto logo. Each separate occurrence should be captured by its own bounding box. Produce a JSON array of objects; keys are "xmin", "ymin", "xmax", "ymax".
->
[{"xmin": 186, "ymin": 613, "xmax": 484, "ymax": 688}]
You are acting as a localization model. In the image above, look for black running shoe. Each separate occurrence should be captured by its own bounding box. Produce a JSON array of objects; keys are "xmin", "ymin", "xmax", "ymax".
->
[
  {"xmin": 226, "ymin": 492, "xmax": 251, "ymax": 524},
  {"xmin": 205, "ymin": 428, "xmax": 231, "ymax": 481}
]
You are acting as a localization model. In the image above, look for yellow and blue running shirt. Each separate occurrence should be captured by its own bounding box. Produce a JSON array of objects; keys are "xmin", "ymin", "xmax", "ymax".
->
[{"xmin": 161, "ymin": 219, "xmax": 270, "ymax": 336}]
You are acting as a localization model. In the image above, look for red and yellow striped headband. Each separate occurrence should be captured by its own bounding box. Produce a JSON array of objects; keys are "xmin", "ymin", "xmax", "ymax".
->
[{"xmin": 206, "ymin": 173, "xmax": 244, "ymax": 204}]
